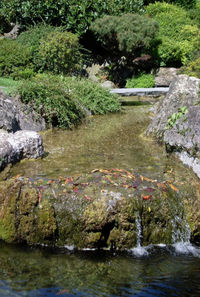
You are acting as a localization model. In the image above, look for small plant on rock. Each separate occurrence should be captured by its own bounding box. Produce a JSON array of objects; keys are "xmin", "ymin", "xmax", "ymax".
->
[{"xmin": 166, "ymin": 106, "xmax": 188, "ymax": 129}]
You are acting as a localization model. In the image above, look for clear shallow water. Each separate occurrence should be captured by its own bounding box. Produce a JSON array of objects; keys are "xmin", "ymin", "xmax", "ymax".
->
[
  {"xmin": 10, "ymin": 106, "xmax": 168, "ymax": 179},
  {"xmin": 10, "ymin": 106, "xmax": 199, "ymax": 188},
  {"xmin": 5, "ymin": 105, "xmax": 200, "ymax": 296}
]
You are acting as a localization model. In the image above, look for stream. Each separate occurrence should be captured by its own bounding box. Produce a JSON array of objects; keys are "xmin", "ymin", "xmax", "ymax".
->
[{"xmin": 2, "ymin": 105, "xmax": 200, "ymax": 296}]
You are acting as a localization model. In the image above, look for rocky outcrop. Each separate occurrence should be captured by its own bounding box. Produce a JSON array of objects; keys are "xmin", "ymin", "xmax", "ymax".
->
[
  {"xmin": 0, "ymin": 130, "xmax": 44, "ymax": 171},
  {"xmin": 155, "ymin": 67, "xmax": 179, "ymax": 87},
  {"xmin": 0, "ymin": 89, "xmax": 46, "ymax": 132},
  {"xmin": 147, "ymin": 75, "xmax": 200, "ymax": 178},
  {"xmin": 0, "ymin": 169, "xmax": 197, "ymax": 249}
]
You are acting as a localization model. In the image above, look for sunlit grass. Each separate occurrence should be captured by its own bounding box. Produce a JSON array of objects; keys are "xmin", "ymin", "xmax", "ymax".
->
[{"xmin": 0, "ymin": 77, "xmax": 21, "ymax": 95}]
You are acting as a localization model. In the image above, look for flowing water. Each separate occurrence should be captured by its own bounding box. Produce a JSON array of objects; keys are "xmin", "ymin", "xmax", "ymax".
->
[{"xmin": 2, "ymin": 105, "xmax": 200, "ymax": 296}]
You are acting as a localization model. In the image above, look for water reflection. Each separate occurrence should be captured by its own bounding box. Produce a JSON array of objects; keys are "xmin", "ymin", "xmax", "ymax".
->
[{"xmin": 0, "ymin": 242, "xmax": 200, "ymax": 296}]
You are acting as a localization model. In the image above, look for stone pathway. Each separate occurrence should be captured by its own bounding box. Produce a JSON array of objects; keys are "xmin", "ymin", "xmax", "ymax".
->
[{"xmin": 110, "ymin": 87, "xmax": 169, "ymax": 96}]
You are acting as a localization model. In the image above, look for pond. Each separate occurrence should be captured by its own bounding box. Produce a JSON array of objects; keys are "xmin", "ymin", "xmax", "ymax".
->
[{"xmin": 3, "ymin": 105, "xmax": 200, "ymax": 296}]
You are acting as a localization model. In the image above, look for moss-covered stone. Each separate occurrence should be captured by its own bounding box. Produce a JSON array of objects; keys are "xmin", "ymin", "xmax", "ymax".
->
[
  {"xmin": 0, "ymin": 169, "xmax": 199, "ymax": 249},
  {"xmin": 0, "ymin": 179, "xmax": 21, "ymax": 242}
]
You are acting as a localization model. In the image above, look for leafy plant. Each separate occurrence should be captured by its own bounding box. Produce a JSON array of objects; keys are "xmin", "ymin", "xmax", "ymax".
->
[
  {"xmin": 17, "ymin": 74, "xmax": 86, "ymax": 128},
  {"xmin": 64, "ymin": 77, "xmax": 121, "ymax": 114},
  {"xmin": 166, "ymin": 106, "xmax": 188, "ymax": 129},
  {"xmin": 146, "ymin": 2, "xmax": 200, "ymax": 66},
  {"xmin": 0, "ymin": 0, "xmax": 144, "ymax": 36},
  {"xmin": 0, "ymin": 39, "xmax": 32, "ymax": 77},
  {"xmin": 17, "ymin": 24, "xmax": 64, "ymax": 71},
  {"xmin": 125, "ymin": 73, "xmax": 155, "ymax": 88},
  {"xmin": 17, "ymin": 74, "xmax": 121, "ymax": 128},
  {"xmin": 39, "ymin": 31, "xmax": 82, "ymax": 75},
  {"xmin": 180, "ymin": 57, "xmax": 200, "ymax": 78}
]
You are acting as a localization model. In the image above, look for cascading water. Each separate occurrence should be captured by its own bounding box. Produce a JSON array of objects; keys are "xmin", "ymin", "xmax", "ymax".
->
[
  {"xmin": 169, "ymin": 193, "xmax": 200, "ymax": 256},
  {"xmin": 131, "ymin": 212, "xmax": 149, "ymax": 257}
]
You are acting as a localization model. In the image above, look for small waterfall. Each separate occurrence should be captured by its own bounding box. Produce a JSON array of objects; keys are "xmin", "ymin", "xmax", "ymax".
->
[
  {"xmin": 131, "ymin": 212, "xmax": 149, "ymax": 257},
  {"xmin": 170, "ymin": 195, "xmax": 200, "ymax": 256},
  {"xmin": 171, "ymin": 214, "xmax": 191, "ymax": 244}
]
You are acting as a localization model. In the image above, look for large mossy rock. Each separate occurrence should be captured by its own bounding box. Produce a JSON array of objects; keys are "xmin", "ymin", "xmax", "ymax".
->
[
  {"xmin": 147, "ymin": 75, "xmax": 200, "ymax": 178},
  {"xmin": 0, "ymin": 169, "xmax": 197, "ymax": 249}
]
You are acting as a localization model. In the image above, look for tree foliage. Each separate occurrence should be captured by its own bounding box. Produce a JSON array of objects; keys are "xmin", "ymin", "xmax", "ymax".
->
[
  {"xmin": 0, "ymin": 0, "xmax": 144, "ymax": 36},
  {"xmin": 90, "ymin": 13, "xmax": 159, "ymax": 61},
  {"xmin": 146, "ymin": 2, "xmax": 200, "ymax": 66},
  {"xmin": 143, "ymin": 0, "xmax": 196, "ymax": 9}
]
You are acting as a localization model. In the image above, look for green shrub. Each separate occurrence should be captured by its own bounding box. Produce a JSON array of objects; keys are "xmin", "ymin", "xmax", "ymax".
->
[
  {"xmin": 144, "ymin": 1, "xmax": 196, "ymax": 11},
  {"xmin": 125, "ymin": 73, "xmax": 155, "ymax": 88},
  {"xmin": 0, "ymin": 0, "xmax": 144, "ymax": 37},
  {"xmin": 17, "ymin": 74, "xmax": 121, "ymax": 128},
  {"xmin": 90, "ymin": 13, "xmax": 159, "ymax": 61},
  {"xmin": 11, "ymin": 67, "xmax": 35, "ymax": 80},
  {"xmin": 146, "ymin": 2, "xmax": 200, "ymax": 66},
  {"xmin": 17, "ymin": 24, "xmax": 63, "ymax": 71},
  {"xmin": 0, "ymin": 39, "xmax": 32, "ymax": 77},
  {"xmin": 179, "ymin": 57, "xmax": 200, "ymax": 78},
  {"xmin": 64, "ymin": 77, "xmax": 121, "ymax": 115},
  {"xmin": 17, "ymin": 74, "xmax": 86, "ymax": 128},
  {"xmin": 187, "ymin": 1, "xmax": 200, "ymax": 26},
  {"xmin": 39, "ymin": 31, "xmax": 82, "ymax": 75}
]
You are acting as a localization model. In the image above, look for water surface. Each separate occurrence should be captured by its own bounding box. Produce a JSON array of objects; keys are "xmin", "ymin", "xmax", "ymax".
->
[{"xmin": 5, "ymin": 105, "xmax": 200, "ymax": 296}]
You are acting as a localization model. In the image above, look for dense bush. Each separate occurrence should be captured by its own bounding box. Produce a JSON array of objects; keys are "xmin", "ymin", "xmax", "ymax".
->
[
  {"xmin": 0, "ymin": 0, "xmax": 144, "ymax": 36},
  {"xmin": 146, "ymin": 2, "xmax": 200, "ymax": 66},
  {"xmin": 64, "ymin": 77, "xmax": 121, "ymax": 115},
  {"xmin": 17, "ymin": 74, "xmax": 86, "ymax": 128},
  {"xmin": 179, "ymin": 57, "xmax": 200, "ymax": 79},
  {"xmin": 17, "ymin": 24, "xmax": 63, "ymax": 71},
  {"xmin": 187, "ymin": 1, "xmax": 200, "ymax": 26},
  {"xmin": 17, "ymin": 74, "xmax": 121, "ymax": 128},
  {"xmin": 144, "ymin": 0, "xmax": 196, "ymax": 9},
  {"xmin": 39, "ymin": 31, "xmax": 82, "ymax": 75},
  {"xmin": 90, "ymin": 14, "xmax": 159, "ymax": 61},
  {"xmin": 125, "ymin": 73, "xmax": 155, "ymax": 88},
  {"xmin": 0, "ymin": 39, "xmax": 32, "ymax": 77}
]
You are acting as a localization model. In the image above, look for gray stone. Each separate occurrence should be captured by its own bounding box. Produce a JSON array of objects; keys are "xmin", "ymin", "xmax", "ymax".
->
[
  {"xmin": 86, "ymin": 64, "xmax": 102, "ymax": 82},
  {"xmin": 101, "ymin": 80, "xmax": 115, "ymax": 89},
  {"xmin": 155, "ymin": 67, "xmax": 179, "ymax": 87},
  {"xmin": 110, "ymin": 87, "xmax": 169, "ymax": 97},
  {"xmin": 147, "ymin": 75, "xmax": 200, "ymax": 178},
  {"xmin": 0, "ymin": 130, "xmax": 44, "ymax": 171},
  {"xmin": 0, "ymin": 90, "xmax": 46, "ymax": 132}
]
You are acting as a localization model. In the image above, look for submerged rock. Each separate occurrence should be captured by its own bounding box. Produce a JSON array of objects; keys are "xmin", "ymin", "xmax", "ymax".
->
[
  {"xmin": 0, "ymin": 89, "xmax": 46, "ymax": 132},
  {"xmin": 0, "ymin": 130, "xmax": 44, "ymax": 171},
  {"xmin": 147, "ymin": 75, "xmax": 200, "ymax": 178},
  {"xmin": 0, "ymin": 169, "xmax": 196, "ymax": 249}
]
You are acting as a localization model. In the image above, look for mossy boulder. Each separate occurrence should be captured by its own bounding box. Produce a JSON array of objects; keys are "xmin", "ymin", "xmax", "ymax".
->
[{"xmin": 0, "ymin": 169, "xmax": 198, "ymax": 249}]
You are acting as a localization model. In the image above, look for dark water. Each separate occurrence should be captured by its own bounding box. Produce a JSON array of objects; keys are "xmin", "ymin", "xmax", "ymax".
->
[
  {"xmin": 4, "ymin": 105, "xmax": 200, "ymax": 296},
  {"xmin": 1, "ymin": 242, "xmax": 200, "ymax": 297}
]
